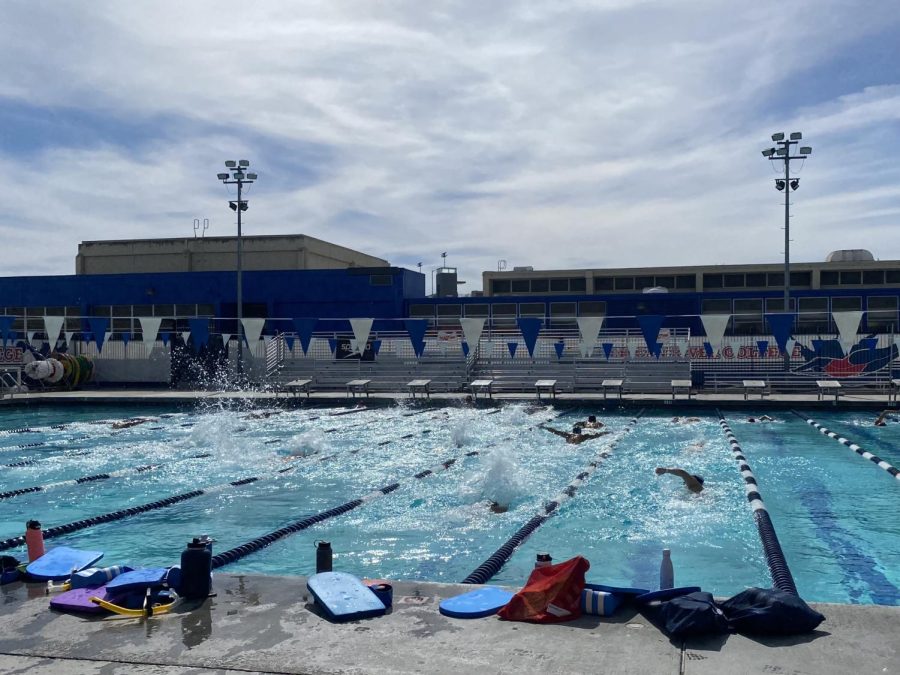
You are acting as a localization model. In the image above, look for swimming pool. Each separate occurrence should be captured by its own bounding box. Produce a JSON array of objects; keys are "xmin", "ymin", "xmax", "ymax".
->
[{"xmin": 1, "ymin": 403, "xmax": 898, "ymax": 605}]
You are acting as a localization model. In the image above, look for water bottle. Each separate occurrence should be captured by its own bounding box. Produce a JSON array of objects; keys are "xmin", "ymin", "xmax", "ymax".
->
[
  {"xmin": 316, "ymin": 541, "xmax": 333, "ymax": 573},
  {"xmin": 535, "ymin": 552, "xmax": 553, "ymax": 568},
  {"xmin": 659, "ymin": 549, "xmax": 674, "ymax": 590},
  {"xmin": 180, "ymin": 536, "xmax": 213, "ymax": 600},
  {"xmin": 25, "ymin": 520, "xmax": 45, "ymax": 562}
]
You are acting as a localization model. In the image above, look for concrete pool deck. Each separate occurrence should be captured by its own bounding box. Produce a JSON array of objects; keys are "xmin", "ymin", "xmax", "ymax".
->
[{"xmin": 0, "ymin": 574, "xmax": 897, "ymax": 675}]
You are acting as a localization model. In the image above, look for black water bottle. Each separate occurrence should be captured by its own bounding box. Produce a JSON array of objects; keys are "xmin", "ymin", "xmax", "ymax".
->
[
  {"xmin": 316, "ymin": 541, "xmax": 332, "ymax": 573},
  {"xmin": 180, "ymin": 536, "xmax": 212, "ymax": 600}
]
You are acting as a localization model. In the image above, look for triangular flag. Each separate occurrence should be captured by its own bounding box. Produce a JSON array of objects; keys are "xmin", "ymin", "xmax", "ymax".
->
[
  {"xmin": 181, "ymin": 331, "xmax": 191, "ymax": 344},
  {"xmin": 404, "ymin": 319, "xmax": 428, "ymax": 358},
  {"xmin": 602, "ymin": 342, "xmax": 614, "ymax": 360},
  {"xmin": 459, "ymin": 318, "xmax": 485, "ymax": 349},
  {"xmin": 221, "ymin": 333, "xmax": 232, "ymax": 348},
  {"xmin": 292, "ymin": 318, "xmax": 318, "ymax": 355},
  {"xmin": 507, "ymin": 342, "xmax": 518, "ymax": 358},
  {"xmin": 576, "ymin": 317, "xmax": 604, "ymax": 358},
  {"xmin": 832, "ymin": 310, "xmax": 864, "ymax": 355},
  {"xmin": 636, "ymin": 315, "xmax": 665, "ymax": 355},
  {"xmin": 284, "ymin": 335, "xmax": 295, "ymax": 352},
  {"xmin": 327, "ymin": 338, "xmax": 337, "ymax": 355},
  {"xmin": 765, "ymin": 313, "xmax": 796, "ymax": 355},
  {"xmin": 700, "ymin": 314, "xmax": 730, "ymax": 350},
  {"xmin": 516, "ymin": 318, "xmax": 541, "ymax": 357},
  {"xmin": 725, "ymin": 339, "xmax": 743, "ymax": 358},
  {"xmin": 652, "ymin": 341, "xmax": 663, "ymax": 359},
  {"xmin": 554, "ymin": 341, "xmax": 565, "ymax": 359},
  {"xmin": 757, "ymin": 340, "xmax": 769, "ymax": 357},
  {"xmin": 138, "ymin": 317, "xmax": 162, "ymax": 344},
  {"xmin": 161, "ymin": 332, "xmax": 170, "ymax": 347},
  {"xmin": 65, "ymin": 331, "xmax": 74, "ymax": 346},
  {"xmin": 462, "ymin": 341, "xmax": 470, "ymax": 358},
  {"xmin": 0, "ymin": 316, "xmax": 13, "ymax": 346},
  {"xmin": 263, "ymin": 335, "xmax": 273, "ymax": 345},
  {"xmin": 87, "ymin": 318, "xmax": 109, "ymax": 352},
  {"xmin": 121, "ymin": 333, "xmax": 131, "ymax": 350},
  {"xmin": 27, "ymin": 331, "xmax": 36, "ymax": 345},
  {"xmin": 786, "ymin": 338, "xmax": 796, "ymax": 358},
  {"xmin": 43, "ymin": 316, "xmax": 64, "ymax": 346},
  {"xmin": 371, "ymin": 339, "xmax": 382, "ymax": 357},
  {"xmin": 188, "ymin": 318, "xmax": 210, "ymax": 349},
  {"xmin": 349, "ymin": 318, "xmax": 373, "ymax": 355},
  {"xmin": 894, "ymin": 336, "xmax": 900, "ymax": 356},
  {"xmin": 241, "ymin": 318, "xmax": 265, "ymax": 345}
]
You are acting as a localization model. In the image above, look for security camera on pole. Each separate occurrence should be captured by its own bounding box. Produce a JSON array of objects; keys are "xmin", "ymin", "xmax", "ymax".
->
[
  {"xmin": 217, "ymin": 160, "xmax": 258, "ymax": 380},
  {"xmin": 761, "ymin": 134, "xmax": 812, "ymax": 370}
]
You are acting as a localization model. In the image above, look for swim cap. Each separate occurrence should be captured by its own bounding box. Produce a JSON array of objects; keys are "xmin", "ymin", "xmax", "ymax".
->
[{"xmin": 692, "ymin": 474, "xmax": 705, "ymax": 485}]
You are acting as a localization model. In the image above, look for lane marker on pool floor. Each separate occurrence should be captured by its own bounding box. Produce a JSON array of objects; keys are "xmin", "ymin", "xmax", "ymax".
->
[
  {"xmin": 461, "ymin": 413, "xmax": 644, "ymax": 585},
  {"xmin": 791, "ymin": 411, "xmax": 900, "ymax": 481},
  {"xmin": 717, "ymin": 412, "xmax": 798, "ymax": 596}
]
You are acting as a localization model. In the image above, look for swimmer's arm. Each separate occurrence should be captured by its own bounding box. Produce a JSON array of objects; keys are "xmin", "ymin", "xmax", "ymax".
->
[{"xmin": 540, "ymin": 425, "xmax": 568, "ymax": 439}]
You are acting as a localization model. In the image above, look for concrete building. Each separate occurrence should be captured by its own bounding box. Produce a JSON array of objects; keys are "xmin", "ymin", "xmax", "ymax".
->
[{"xmin": 76, "ymin": 234, "xmax": 389, "ymax": 275}]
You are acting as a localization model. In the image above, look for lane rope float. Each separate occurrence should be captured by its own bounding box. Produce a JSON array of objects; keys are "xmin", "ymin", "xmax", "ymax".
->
[
  {"xmin": 717, "ymin": 412, "xmax": 798, "ymax": 596},
  {"xmin": 791, "ymin": 410, "xmax": 900, "ymax": 481},
  {"xmin": 461, "ymin": 412, "xmax": 643, "ymax": 585}
]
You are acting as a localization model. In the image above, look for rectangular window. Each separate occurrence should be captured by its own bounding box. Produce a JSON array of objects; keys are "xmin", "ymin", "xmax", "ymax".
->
[
  {"xmin": 863, "ymin": 270, "xmax": 884, "ymax": 285},
  {"xmin": 701, "ymin": 299, "xmax": 731, "ymax": 314},
  {"xmin": 369, "ymin": 274, "xmax": 393, "ymax": 286},
  {"xmin": 767, "ymin": 273, "xmax": 785, "ymax": 287},
  {"xmin": 798, "ymin": 297, "xmax": 829, "ymax": 333},
  {"xmin": 831, "ymin": 296, "xmax": 861, "ymax": 312},
  {"xmin": 463, "ymin": 304, "xmax": 489, "ymax": 317},
  {"xmin": 593, "ymin": 277, "xmax": 613, "ymax": 291},
  {"xmin": 530, "ymin": 279, "xmax": 549, "ymax": 293},
  {"xmin": 409, "ymin": 304, "xmax": 434, "ymax": 317},
  {"xmin": 153, "ymin": 304, "xmax": 174, "ymax": 317},
  {"xmin": 492, "ymin": 303, "xmax": 517, "ymax": 317},
  {"xmin": 578, "ymin": 301, "xmax": 606, "ymax": 316},
  {"xmin": 550, "ymin": 278, "xmax": 570, "ymax": 292},
  {"xmin": 790, "ymin": 271, "xmax": 812, "ymax": 287},
  {"xmin": 436, "ymin": 305, "xmax": 461, "ymax": 317},
  {"xmin": 569, "ymin": 277, "xmax": 586, "ymax": 292},
  {"xmin": 614, "ymin": 277, "xmax": 635, "ymax": 290},
  {"xmin": 44, "ymin": 306, "xmax": 65, "ymax": 316},
  {"xmin": 703, "ymin": 274, "xmax": 723, "ymax": 289},
  {"xmin": 746, "ymin": 273, "xmax": 766, "ymax": 287},
  {"xmin": 765, "ymin": 298, "xmax": 796, "ymax": 313},
  {"xmin": 675, "ymin": 275, "xmax": 696, "ymax": 289},
  {"xmin": 197, "ymin": 304, "xmax": 215, "ymax": 317},
  {"xmin": 91, "ymin": 306, "xmax": 112, "ymax": 317},
  {"xmin": 510, "ymin": 279, "xmax": 530, "ymax": 293},
  {"xmin": 867, "ymin": 296, "xmax": 898, "ymax": 331},
  {"xmin": 132, "ymin": 304, "xmax": 153, "ymax": 317},
  {"xmin": 732, "ymin": 299, "xmax": 762, "ymax": 334},
  {"xmin": 820, "ymin": 271, "xmax": 839, "ymax": 286},
  {"xmin": 491, "ymin": 279, "xmax": 511, "ymax": 294},
  {"xmin": 654, "ymin": 276, "xmax": 675, "ymax": 289},
  {"xmin": 886, "ymin": 270, "xmax": 900, "ymax": 284},
  {"xmin": 635, "ymin": 276, "xmax": 654, "ymax": 289},
  {"xmin": 175, "ymin": 304, "xmax": 197, "ymax": 316},
  {"xmin": 840, "ymin": 271, "xmax": 862, "ymax": 285},
  {"xmin": 519, "ymin": 302, "xmax": 545, "ymax": 316},
  {"xmin": 550, "ymin": 302, "xmax": 576, "ymax": 317},
  {"xmin": 724, "ymin": 273, "xmax": 745, "ymax": 288}
]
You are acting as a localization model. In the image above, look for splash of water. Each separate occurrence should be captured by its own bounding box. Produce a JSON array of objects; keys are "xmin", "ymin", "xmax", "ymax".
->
[
  {"xmin": 450, "ymin": 423, "xmax": 471, "ymax": 447},
  {"xmin": 281, "ymin": 429, "xmax": 328, "ymax": 458},
  {"xmin": 479, "ymin": 446, "xmax": 527, "ymax": 511}
]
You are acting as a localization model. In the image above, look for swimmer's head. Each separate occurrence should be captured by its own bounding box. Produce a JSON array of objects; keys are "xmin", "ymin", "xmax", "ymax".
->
[
  {"xmin": 572, "ymin": 423, "xmax": 584, "ymax": 433},
  {"xmin": 588, "ymin": 415, "xmax": 597, "ymax": 423},
  {"xmin": 693, "ymin": 475, "xmax": 705, "ymax": 486}
]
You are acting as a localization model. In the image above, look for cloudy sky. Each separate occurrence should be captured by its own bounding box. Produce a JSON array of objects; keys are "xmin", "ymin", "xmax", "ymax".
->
[{"xmin": 2, "ymin": 1, "xmax": 900, "ymax": 292}]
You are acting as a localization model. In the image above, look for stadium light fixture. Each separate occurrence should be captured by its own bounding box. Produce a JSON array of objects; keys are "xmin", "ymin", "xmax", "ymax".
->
[
  {"xmin": 761, "ymin": 148, "xmax": 775, "ymax": 157},
  {"xmin": 775, "ymin": 180, "xmax": 786, "ymax": 191},
  {"xmin": 771, "ymin": 132, "xmax": 785, "ymax": 141},
  {"xmin": 790, "ymin": 132, "xmax": 802, "ymax": 140},
  {"xmin": 800, "ymin": 147, "xmax": 812, "ymax": 155}
]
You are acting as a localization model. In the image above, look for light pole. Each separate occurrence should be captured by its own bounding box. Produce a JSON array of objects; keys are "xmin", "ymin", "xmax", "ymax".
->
[
  {"xmin": 217, "ymin": 160, "xmax": 258, "ymax": 379},
  {"xmin": 762, "ymin": 133, "xmax": 811, "ymax": 369}
]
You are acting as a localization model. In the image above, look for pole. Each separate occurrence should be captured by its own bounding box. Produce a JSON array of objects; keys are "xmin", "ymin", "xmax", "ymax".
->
[
  {"xmin": 236, "ymin": 179, "xmax": 244, "ymax": 378},
  {"xmin": 783, "ymin": 147, "xmax": 791, "ymax": 371}
]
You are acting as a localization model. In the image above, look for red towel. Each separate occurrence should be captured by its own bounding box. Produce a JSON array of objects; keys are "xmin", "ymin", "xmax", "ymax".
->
[{"xmin": 497, "ymin": 556, "xmax": 589, "ymax": 623}]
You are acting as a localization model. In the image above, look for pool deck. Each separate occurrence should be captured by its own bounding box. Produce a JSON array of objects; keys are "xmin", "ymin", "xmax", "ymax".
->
[{"xmin": 0, "ymin": 573, "xmax": 897, "ymax": 674}]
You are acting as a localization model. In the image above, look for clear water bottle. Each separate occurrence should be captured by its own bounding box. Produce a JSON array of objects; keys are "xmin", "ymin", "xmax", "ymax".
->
[
  {"xmin": 660, "ymin": 549, "xmax": 674, "ymax": 590},
  {"xmin": 535, "ymin": 552, "xmax": 552, "ymax": 568}
]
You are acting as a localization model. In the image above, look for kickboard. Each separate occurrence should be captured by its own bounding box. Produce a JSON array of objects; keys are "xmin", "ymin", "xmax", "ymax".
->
[
  {"xmin": 634, "ymin": 586, "xmax": 702, "ymax": 604},
  {"xmin": 307, "ymin": 572, "xmax": 386, "ymax": 622},
  {"xmin": 439, "ymin": 586, "xmax": 513, "ymax": 619},
  {"xmin": 26, "ymin": 547, "xmax": 104, "ymax": 582},
  {"xmin": 49, "ymin": 585, "xmax": 111, "ymax": 614},
  {"xmin": 105, "ymin": 567, "xmax": 170, "ymax": 594},
  {"xmin": 586, "ymin": 583, "xmax": 650, "ymax": 598}
]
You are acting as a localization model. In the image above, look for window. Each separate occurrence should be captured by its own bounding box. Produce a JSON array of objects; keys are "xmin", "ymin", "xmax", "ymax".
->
[
  {"xmin": 765, "ymin": 298, "xmax": 795, "ymax": 313},
  {"xmin": 519, "ymin": 303, "xmax": 545, "ymax": 316},
  {"xmin": 654, "ymin": 276, "xmax": 675, "ymax": 289},
  {"xmin": 867, "ymin": 296, "xmax": 898, "ymax": 331},
  {"xmin": 675, "ymin": 275, "xmax": 696, "ymax": 289},
  {"xmin": 550, "ymin": 278, "xmax": 570, "ymax": 292},
  {"xmin": 511, "ymin": 279, "xmax": 529, "ymax": 293},
  {"xmin": 614, "ymin": 277, "xmax": 635, "ymax": 290},
  {"xmin": 409, "ymin": 304, "xmax": 434, "ymax": 317},
  {"xmin": 530, "ymin": 279, "xmax": 549, "ymax": 293},
  {"xmin": 635, "ymin": 276, "xmax": 654, "ymax": 289},
  {"xmin": 569, "ymin": 277, "xmax": 586, "ymax": 292},
  {"xmin": 863, "ymin": 270, "xmax": 884, "ymax": 285},
  {"xmin": 790, "ymin": 271, "xmax": 812, "ymax": 287},
  {"xmin": 176, "ymin": 304, "xmax": 197, "ymax": 316},
  {"xmin": 550, "ymin": 302, "xmax": 576, "ymax": 317},
  {"xmin": 886, "ymin": 270, "xmax": 900, "ymax": 284},
  {"xmin": 798, "ymin": 297, "xmax": 829, "ymax": 333},
  {"xmin": 578, "ymin": 301, "xmax": 606, "ymax": 316},
  {"xmin": 492, "ymin": 303, "xmax": 516, "ymax": 317},
  {"xmin": 436, "ymin": 305, "xmax": 461, "ymax": 317},
  {"xmin": 703, "ymin": 274, "xmax": 723, "ymax": 289},
  {"xmin": 767, "ymin": 273, "xmax": 784, "ymax": 287},
  {"xmin": 831, "ymin": 297, "xmax": 861, "ymax": 312},
  {"xmin": 593, "ymin": 277, "xmax": 613, "ymax": 291},
  {"xmin": 746, "ymin": 273, "xmax": 766, "ymax": 288},
  {"xmin": 45, "ymin": 306, "xmax": 65, "ymax": 316},
  {"xmin": 197, "ymin": 304, "xmax": 215, "ymax": 317},
  {"xmin": 153, "ymin": 304, "xmax": 174, "ymax": 317},
  {"xmin": 491, "ymin": 279, "xmax": 511, "ymax": 294},
  {"xmin": 463, "ymin": 304, "xmax": 489, "ymax": 317},
  {"xmin": 840, "ymin": 271, "xmax": 862, "ymax": 285},
  {"xmin": 724, "ymin": 273, "xmax": 745, "ymax": 288},
  {"xmin": 369, "ymin": 274, "xmax": 392, "ymax": 286},
  {"xmin": 820, "ymin": 271, "xmax": 839, "ymax": 286},
  {"xmin": 701, "ymin": 299, "xmax": 731, "ymax": 314},
  {"xmin": 733, "ymin": 299, "xmax": 763, "ymax": 335}
]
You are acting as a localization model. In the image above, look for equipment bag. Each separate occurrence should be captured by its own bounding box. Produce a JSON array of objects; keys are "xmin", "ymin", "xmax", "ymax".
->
[
  {"xmin": 653, "ymin": 591, "xmax": 731, "ymax": 639},
  {"xmin": 497, "ymin": 555, "xmax": 589, "ymax": 623},
  {"xmin": 719, "ymin": 587, "xmax": 825, "ymax": 635}
]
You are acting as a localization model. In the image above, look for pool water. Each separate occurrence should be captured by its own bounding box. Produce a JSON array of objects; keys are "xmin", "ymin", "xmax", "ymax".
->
[{"xmin": 0, "ymin": 403, "xmax": 898, "ymax": 605}]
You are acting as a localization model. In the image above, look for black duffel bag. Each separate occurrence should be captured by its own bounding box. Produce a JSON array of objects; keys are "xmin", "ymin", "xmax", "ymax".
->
[{"xmin": 719, "ymin": 587, "xmax": 825, "ymax": 635}]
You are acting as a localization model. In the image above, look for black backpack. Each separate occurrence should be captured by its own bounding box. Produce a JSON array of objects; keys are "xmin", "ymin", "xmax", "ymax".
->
[
  {"xmin": 720, "ymin": 587, "xmax": 825, "ymax": 635},
  {"xmin": 652, "ymin": 591, "xmax": 731, "ymax": 639}
]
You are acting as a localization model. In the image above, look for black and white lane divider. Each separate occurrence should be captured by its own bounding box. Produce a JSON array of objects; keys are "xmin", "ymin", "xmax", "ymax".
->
[
  {"xmin": 791, "ymin": 411, "xmax": 900, "ymax": 481},
  {"xmin": 461, "ymin": 412, "xmax": 643, "ymax": 585},
  {"xmin": 717, "ymin": 413, "xmax": 798, "ymax": 596}
]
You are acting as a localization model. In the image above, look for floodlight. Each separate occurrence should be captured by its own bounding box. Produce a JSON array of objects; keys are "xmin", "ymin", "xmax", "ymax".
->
[
  {"xmin": 771, "ymin": 132, "xmax": 785, "ymax": 141},
  {"xmin": 761, "ymin": 148, "xmax": 775, "ymax": 157},
  {"xmin": 776, "ymin": 148, "xmax": 787, "ymax": 156},
  {"xmin": 790, "ymin": 132, "xmax": 802, "ymax": 140},
  {"xmin": 775, "ymin": 180, "xmax": 786, "ymax": 191},
  {"xmin": 246, "ymin": 173, "xmax": 257, "ymax": 180},
  {"xmin": 225, "ymin": 160, "xmax": 237, "ymax": 168},
  {"xmin": 233, "ymin": 171, "xmax": 245, "ymax": 180},
  {"xmin": 239, "ymin": 202, "xmax": 248, "ymax": 212},
  {"xmin": 217, "ymin": 173, "xmax": 229, "ymax": 180},
  {"xmin": 790, "ymin": 179, "xmax": 799, "ymax": 190},
  {"xmin": 800, "ymin": 146, "xmax": 812, "ymax": 155},
  {"xmin": 238, "ymin": 160, "xmax": 250, "ymax": 167},
  {"xmin": 229, "ymin": 201, "xmax": 238, "ymax": 211}
]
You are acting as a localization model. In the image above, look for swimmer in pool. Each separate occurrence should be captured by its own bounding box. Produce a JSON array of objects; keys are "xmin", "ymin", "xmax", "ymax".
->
[
  {"xmin": 875, "ymin": 410, "xmax": 899, "ymax": 426},
  {"xmin": 686, "ymin": 439, "xmax": 707, "ymax": 452},
  {"xmin": 655, "ymin": 467, "xmax": 705, "ymax": 493},
  {"xmin": 244, "ymin": 410, "xmax": 282, "ymax": 420},
  {"xmin": 671, "ymin": 417, "xmax": 701, "ymax": 424},
  {"xmin": 747, "ymin": 415, "xmax": 774, "ymax": 423},
  {"xmin": 539, "ymin": 423, "xmax": 608, "ymax": 445},
  {"xmin": 111, "ymin": 417, "xmax": 156, "ymax": 430},
  {"xmin": 582, "ymin": 415, "xmax": 604, "ymax": 429},
  {"xmin": 489, "ymin": 501, "xmax": 509, "ymax": 514}
]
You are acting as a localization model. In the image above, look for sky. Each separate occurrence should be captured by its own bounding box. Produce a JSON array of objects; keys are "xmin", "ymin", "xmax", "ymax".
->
[{"xmin": 2, "ymin": 1, "xmax": 900, "ymax": 292}]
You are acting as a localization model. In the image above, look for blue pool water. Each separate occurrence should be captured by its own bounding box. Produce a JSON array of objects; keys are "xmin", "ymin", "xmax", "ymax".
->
[{"xmin": 0, "ymin": 403, "xmax": 898, "ymax": 605}]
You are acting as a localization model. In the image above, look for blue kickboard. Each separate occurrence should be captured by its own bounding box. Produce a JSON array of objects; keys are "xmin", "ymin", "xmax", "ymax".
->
[
  {"xmin": 439, "ymin": 586, "xmax": 513, "ymax": 619},
  {"xmin": 634, "ymin": 586, "xmax": 702, "ymax": 604},
  {"xmin": 26, "ymin": 547, "xmax": 104, "ymax": 582},
  {"xmin": 307, "ymin": 572, "xmax": 386, "ymax": 622},
  {"xmin": 105, "ymin": 567, "xmax": 170, "ymax": 594}
]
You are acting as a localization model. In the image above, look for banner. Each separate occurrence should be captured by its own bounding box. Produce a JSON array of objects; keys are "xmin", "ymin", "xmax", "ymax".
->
[
  {"xmin": 327, "ymin": 338, "xmax": 337, "ymax": 355},
  {"xmin": 516, "ymin": 318, "xmax": 541, "ymax": 357},
  {"xmin": 602, "ymin": 342, "xmax": 614, "ymax": 360},
  {"xmin": 292, "ymin": 318, "xmax": 318, "ymax": 355},
  {"xmin": 554, "ymin": 341, "xmax": 565, "ymax": 359},
  {"xmin": 576, "ymin": 317, "xmax": 604, "ymax": 358},
  {"xmin": 757, "ymin": 340, "xmax": 769, "ymax": 357},
  {"xmin": 181, "ymin": 331, "xmax": 191, "ymax": 344},
  {"xmin": 65, "ymin": 331, "xmax": 74, "ymax": 347},
  {"xmin": 765, "ymin": 313, "xmax": 796, "ymax": 355},
  {"xmin": 221, "ymin": 333, "xmax": 232, "ymax": 348},
  {"xmin": 87, "ymin": 318, "xmax": 110, "ymax": 352},
  {"xmin": 43, "ymin": 316, "xmax": 65, "ymax": 347},
  {"xmin": 507, "ymin": 342, "xmax": 518, "ymax": 358},
  {"xmin": 188, "ymin": 318, "xmax": 210, "ymax": 349},
  {"xmin": 349, "ymin": 318, "xmax": 373, "ymax": 356},
  {"xmin": 462, "ymin": 341, "xmax": 470, "ymax": 358},
  {"xmin": 637, "ymin": 315, "xmax": 665, "ymax": 356},
  {"xmin": 241, "ymin": 318, "xmax": 266, "ymax": 346},
  {"xmin": 284, "ymin": 335, "xmax": 295, "ymax": 352},
  {"xmin": 459, "ymin": 318, "xmax": 485, "ymax": 350},
  {"xmin": 832, "ymin": 310, "xmax": 864, "ymax": 355},
  {"xmin": 404, "ymin": 319, "xmax": 428, "ymax": 358},
  {"xmin": 138, "ymin": 317, "xmax": 162, "ymax": 345},
  {"xmin": 700, "ymin": 314, "xmax": 730, "ymax": 350}
]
